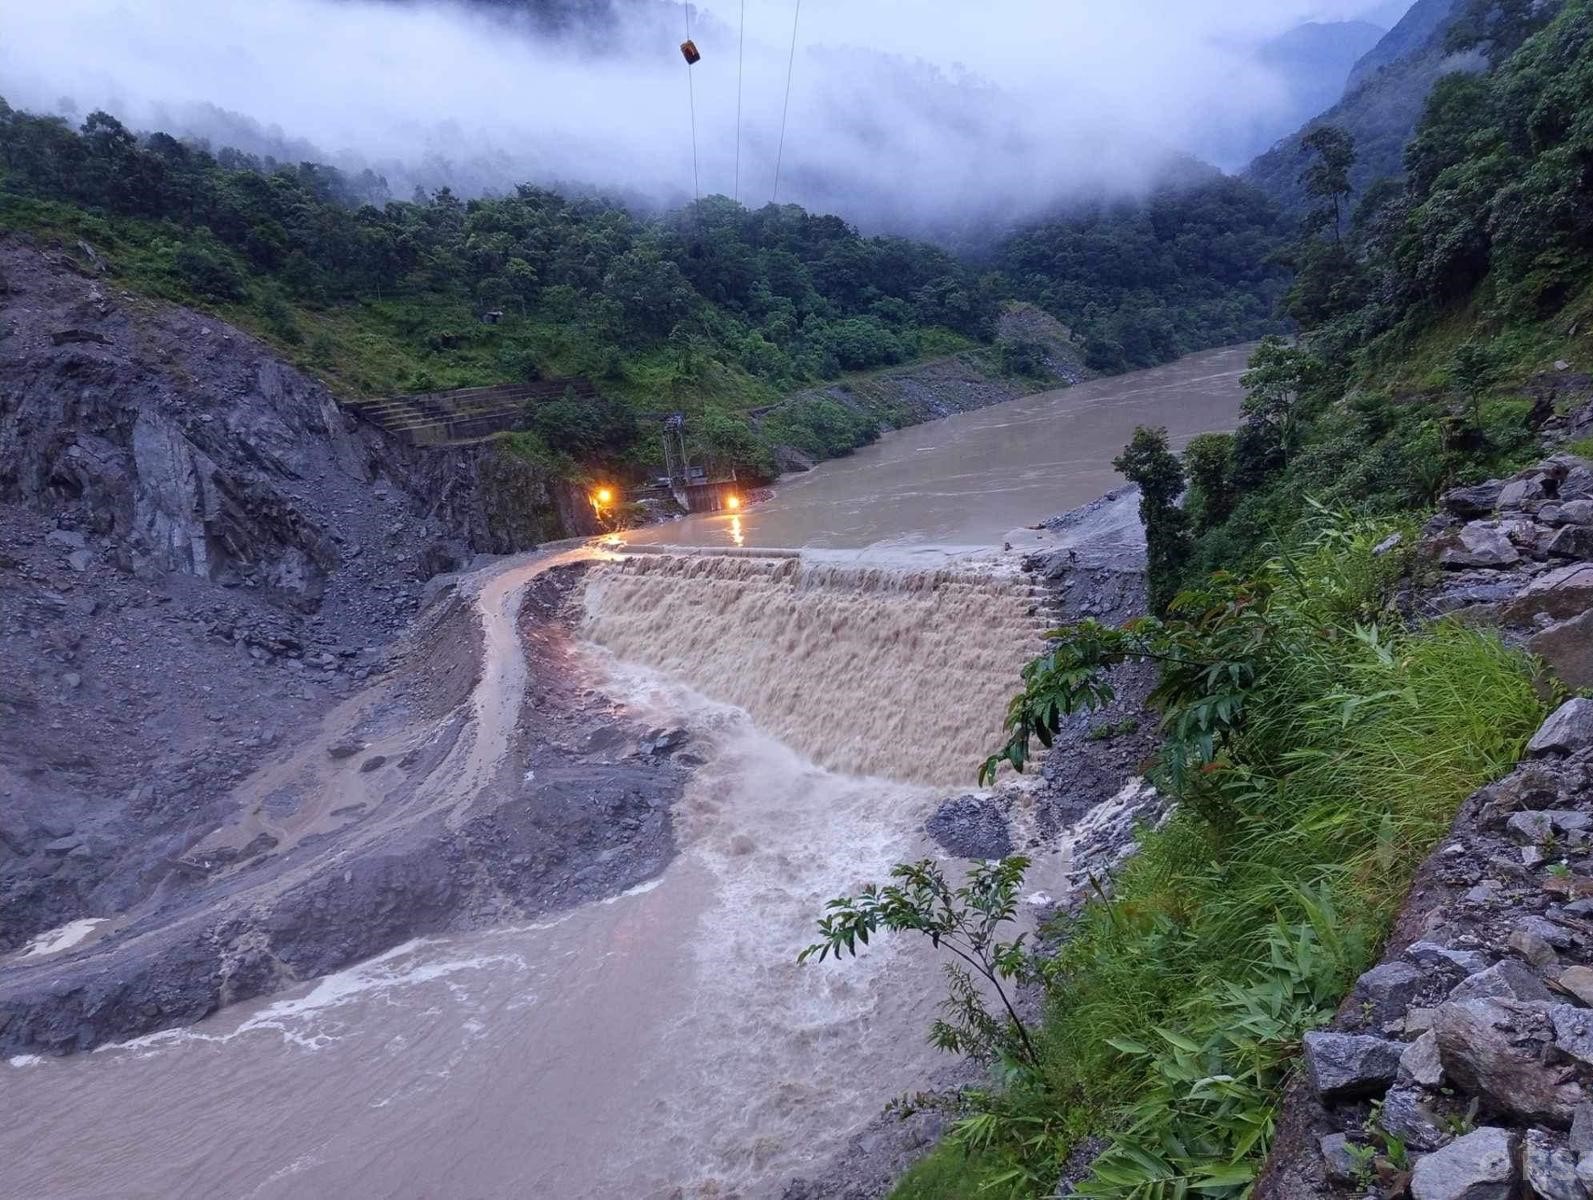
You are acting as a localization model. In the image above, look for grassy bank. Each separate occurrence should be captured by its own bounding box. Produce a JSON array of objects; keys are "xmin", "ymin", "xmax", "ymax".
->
[{"xmin": 890, "ymin": 520, "xmax": 1547, "ymax": 1198}]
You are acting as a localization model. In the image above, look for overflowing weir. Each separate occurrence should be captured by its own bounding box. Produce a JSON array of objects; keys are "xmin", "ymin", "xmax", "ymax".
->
[{"xmin": 581, "ymin": 552, "xmax": 1049, "ymax": 787}]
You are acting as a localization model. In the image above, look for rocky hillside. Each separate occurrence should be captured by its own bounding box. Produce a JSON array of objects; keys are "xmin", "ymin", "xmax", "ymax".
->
[
  {"xmin": 1244, "ymin": 0, "xmax": 1470, "ymax": 217},
  {"xmin": 0, "ymin": 234, "xmax": 564, "ymax": 963},
  {"xmin": 1258, "ymin": 443, "xmax": 1593, "ymax": 1199}
]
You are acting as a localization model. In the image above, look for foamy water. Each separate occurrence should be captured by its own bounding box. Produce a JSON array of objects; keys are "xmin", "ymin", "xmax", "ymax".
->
[
  {"xmin": 582, "ymin": 554, "xmax": 1045, "ymax": 787},
  {"xmin": 1, "ymin": 349, "xmax": 1246, "ymax": 1199},
  {"xmin": 0, "ymin": 664, "xmax": 952, "ymax": 1200}
]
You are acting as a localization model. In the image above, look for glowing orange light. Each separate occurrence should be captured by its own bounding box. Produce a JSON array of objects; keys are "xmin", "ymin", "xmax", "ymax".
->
[
  {"xmin": 725, "ymin": 494, "xmax": 741, "ymax": 510},
  {"xmin": 594, "ymin": 487, "xmax": 614, "ymax": 506}
]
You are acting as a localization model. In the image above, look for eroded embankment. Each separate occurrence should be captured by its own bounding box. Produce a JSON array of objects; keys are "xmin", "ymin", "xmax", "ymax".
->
[
  {"xmin": 0, "ymin": 552, "xmax": 687, "ymax": 1057},
  {"xmin": 581, "ymin": 552, "xmax": 1049, "ymax": 788}
]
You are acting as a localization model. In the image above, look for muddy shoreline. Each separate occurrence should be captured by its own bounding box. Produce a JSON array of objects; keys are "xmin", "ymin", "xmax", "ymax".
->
[{"xmin": 0, "ymin": 554, "xmax": 689, "ymax": 1057}]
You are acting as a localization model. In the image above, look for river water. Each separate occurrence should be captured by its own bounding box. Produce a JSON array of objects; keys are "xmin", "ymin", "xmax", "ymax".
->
[
  {"xmin": 622, "ymin": 343, "xmax": 1252, "ymax": 556},
  {"xmin": 1, "ymin": 346, "xmax": 1249, "ymax": 1200}
]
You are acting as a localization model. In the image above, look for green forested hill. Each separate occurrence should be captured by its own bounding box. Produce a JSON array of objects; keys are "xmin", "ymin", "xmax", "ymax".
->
[
  {"xmin": 1244, "ymin": 0, "xmax": 1469, "ymax": 218},
  {"xmin": 0, "ymin": 97, "xmax": 1285, "ymax": 481}
]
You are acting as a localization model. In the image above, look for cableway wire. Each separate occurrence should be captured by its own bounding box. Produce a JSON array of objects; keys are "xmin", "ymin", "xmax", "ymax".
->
[
  {"xmin": 734, "ymin": 0, "xmax": 745, "ymax": 202},
  {"xmin": 684, "ymin": 0, "xmax": 701, "ymax": 207},
  {"xmin": 771, "ymin": 0, "xmax": 802, "ymax": 204}
]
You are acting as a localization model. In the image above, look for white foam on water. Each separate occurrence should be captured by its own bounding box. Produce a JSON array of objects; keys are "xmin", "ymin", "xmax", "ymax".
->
[{"xmin": 98, "ymin": 939, "xmax": 531, "ymax": 1058}]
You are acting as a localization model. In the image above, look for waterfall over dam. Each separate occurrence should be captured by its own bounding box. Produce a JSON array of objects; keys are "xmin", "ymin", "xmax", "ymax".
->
[
  {"xmin": 582, "ymin": 552, "xmax": 1047, "ymax": 786},
  {"xmin": 0, "ymin": 346, "xmax": 1251, "ymax": 1200}
]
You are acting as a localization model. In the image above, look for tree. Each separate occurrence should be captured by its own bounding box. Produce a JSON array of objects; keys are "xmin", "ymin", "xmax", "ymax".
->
[
  {"xmin": 1298, "ymin": 126, "xmax": 1356, "ymax": 243},
  {"xmin": 1240, "ymin": 336, "xmax": 1321, "ymax": 463},
  {"xmin": 1183, "ymin": 433, "xmax": 1237, "ymax": 532},
  {"xmin": 1114, "ymin": 426, "xmax": 1191, "ymax": 614},
  {"xmin": 800, "ymin": 857, "xmax": 1040, "ymax": 1071}
]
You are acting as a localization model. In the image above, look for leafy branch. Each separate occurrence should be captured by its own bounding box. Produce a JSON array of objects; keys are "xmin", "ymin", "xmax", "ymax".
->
[{"xmin": 799, "ymin": 857, "xmax": 1041, "ymax": 1072}]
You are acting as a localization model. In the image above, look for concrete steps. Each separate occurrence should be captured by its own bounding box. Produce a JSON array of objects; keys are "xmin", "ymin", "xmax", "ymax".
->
[{"xmin": 343, "ymin": 378, "xmax": 597, "ymax": 447}]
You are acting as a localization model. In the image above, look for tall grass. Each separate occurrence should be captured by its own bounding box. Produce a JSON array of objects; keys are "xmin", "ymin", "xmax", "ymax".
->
[{"xmin": 892, "ymin": 518, "xmax": 1547, "ymax": 1199}]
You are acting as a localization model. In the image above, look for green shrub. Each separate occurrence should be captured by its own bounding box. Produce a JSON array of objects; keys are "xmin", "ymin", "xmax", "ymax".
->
[{"xmin": 899, "ymin": 515, "xmax": 1546, "ymax": 1198}]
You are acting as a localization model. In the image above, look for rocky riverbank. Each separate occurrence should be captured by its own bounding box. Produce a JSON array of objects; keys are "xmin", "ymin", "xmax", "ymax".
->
[
  {"xmin": 781, "ymin": 487, "xmax": 1165, "ymax": 1200},
  {"xmin": 0, "ymin": 234, "xmax": 699, "ymax": 1055},
  {"xmin": 1258, "ymin": 445, "xmax": 1593, "ymax": 1200}
]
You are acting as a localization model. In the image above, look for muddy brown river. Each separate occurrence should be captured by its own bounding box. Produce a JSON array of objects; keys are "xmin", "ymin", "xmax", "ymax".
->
[{"xmin": 1, "ymin": 345, "xmax": 1249, "ymax": 1199}]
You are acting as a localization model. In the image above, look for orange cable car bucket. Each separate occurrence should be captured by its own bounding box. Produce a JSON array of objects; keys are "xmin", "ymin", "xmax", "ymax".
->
[{"xmin": 680, "ymin": 39, "xmax": 701, "ymax": 64}]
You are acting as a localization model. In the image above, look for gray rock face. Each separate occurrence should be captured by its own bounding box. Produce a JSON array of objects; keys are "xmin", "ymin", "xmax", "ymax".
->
[
  {"xmin": 1449, "ymin": 960, "xmax": 1556, "ymax": 1004},
  {"xmin": 1410, "ymin": 1127, "xmax": 1517, "ymax": 1200},
  {"xmin": 1440, "ymin": 523, "xmax": 1521, "ymax": 568},
  {"xmin": 1522, "ymin": 611, "xmax": 1593, "ymax": 688},
  {"xmin": 1530, "ymin": 699, "xmax": 1593, "ymax": 757},
  {"xmin": 1354, "ymin": 961, "xmax": 1424, "ymax": 1026},
  {"xmin": 925, "ymin": 795, "xmax": 1013, "ymax": 860},
  {"xmin": 1302, "ymin": 1032, "xmax": 1404, "ymax": 1101},
  {"xmin": 1523, "ymin": 1129, "xmax": 1582, "ymax": 1200},
  {"xmin": 1435, "ymin": 999, "xmax": 1581, "ymax": 1123}
]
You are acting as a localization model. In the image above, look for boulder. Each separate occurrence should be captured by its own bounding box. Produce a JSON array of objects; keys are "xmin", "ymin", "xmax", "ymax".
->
[
  {"xmin": 1553, "ymin": 1005, "xmax": 1593, "ymax": 1066},
  {"xmin": 1557, "ymin": 967, "xmax": 1593, "ymax": 1008},
  {"xmin": 1507, "ymin": 811, "xmax": 1557, "ymax": 845},
  {"xmin": 1530, "ymin": 699, "xmax": 1593, "ymax": 757},
  {"xmin": 1563, "ymin": 466, "xmax": 1593, "ymax": 502},
  {"xmin": 1533, "ymin": 610, "xmax": 1593, "ymax": 690},
  {"xmin": 1302, "ymin": 1031, "xmax": 1404, "ymax": 1101},
  {"xmin": 1557, "ymin": 499, "xmax": 1593, "ymax": 525},
  {"xmin": 1319, "ymin": 1132, "xmax": 1361, "ymax": 1185},
  {"xmin": 326, "ymin": 738, "xmax": 366, "ymax": 761},
  {"xmin": 1353, "ymin": 961, "xmax": 1423, "ymax": 1026},
  {"xmin": 1400, "ymin": 1030, "xmax": 1445, "ymax": 1088},
  {"xmin": 1572, "ymin": 1101, "xmax": 1593, "ymax": 1152},
  {"xmin": 1548, "ymin": 525, "xmax": 1593, "ymax": 559},
  {"xmin": 1382, "ymin": 1081, "xmax": 1450, "ymax": 1151},
  {"xmin": 1408, "ymin": 941, "xmax": 1491, "ymax": 976},
  {"xmin": 1410, "ymin": 1127, "xmax": 1516, "ymax": 1200},
  {"xmin": 1435, "ymin": 998, "xmax": 1581, "ymax": 1123},
  {"xmin": 1450, "ymin": 960, "xmax": 1555, "ymax": 1004},
  {"xmin": 1505, "ymin": 564, "xmax": 1593, "ymax": 622},
  {"xmin": 1443, "ymin": 482, "xmax": 1504, "ymax": 518},
  {"xmin": 925, "ymin": 795, "xmax": 1013, "ymax": 860},
  {"xmin": 1440, "ymin": 524, "xmax": 1521, "ymax": 569},
  {"xmin": 1523, "ymin": 1130, "xmax": 1583, "ymax": 1200},
  {"xmin": 639, "ymin": 727, "xmax": 689, "ymax": 756},
  {"xmin": 1500, "ymin": 477, "xmax": 1549, "ymax": 510}
]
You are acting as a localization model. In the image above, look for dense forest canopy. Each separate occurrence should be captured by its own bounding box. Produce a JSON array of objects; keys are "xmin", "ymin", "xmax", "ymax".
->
[
  {"xmin": 0, "ymin": 94, "xmax": 1287, "ymax": 478},
  {"xmin": 1181, "ymin": 0, "xmax": 1592, "ymax": 572}
]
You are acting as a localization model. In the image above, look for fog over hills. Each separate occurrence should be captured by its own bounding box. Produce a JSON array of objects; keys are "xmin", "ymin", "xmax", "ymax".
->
[{"xmin": 1, "ymin": 0, "xmax": 1415, "ymax": 235}]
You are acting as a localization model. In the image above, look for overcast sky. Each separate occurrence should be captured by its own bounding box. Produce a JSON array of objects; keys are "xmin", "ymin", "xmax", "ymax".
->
[{"xmin": 0, "ymin": 0, "xmax": 1414, "ymax": 231}]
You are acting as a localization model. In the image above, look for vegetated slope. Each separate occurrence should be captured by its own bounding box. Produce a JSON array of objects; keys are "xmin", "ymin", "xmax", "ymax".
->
[
  {"xmin": 993, "ymin": 175, "xmax": 1288, "ymax": 373},
  {"xmin": 0, "ymin": 97, "xmax": 1284, "ymax": 489},
  {"xmin": 887, "ymin": 3, "xmax": 1593, "ymax": 1195},
  {"xmin": 1344, "ymin": 0, "xmax": 1460, "ymax": 91},
  {"xmin": 1245, "ymin": 0, "xmax": 1470, "ymax": 219},
  {"xmin": 1258, "ymin": 20, "xmax": 1390, "ymax": 140}
]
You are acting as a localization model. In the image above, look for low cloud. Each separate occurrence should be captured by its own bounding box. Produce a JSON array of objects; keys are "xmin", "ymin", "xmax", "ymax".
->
[{"xmin": 0, "ymin": 0, "xmax": 1406, "ymax": 233}]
